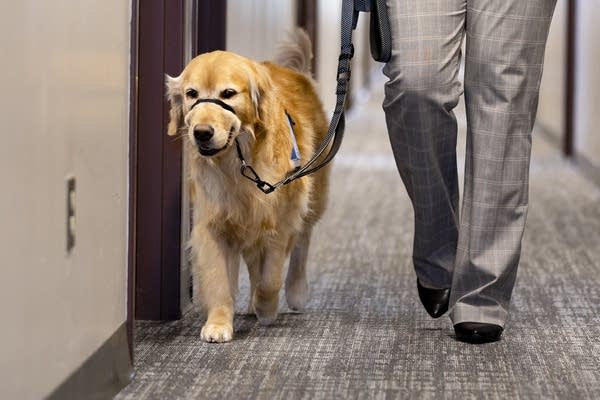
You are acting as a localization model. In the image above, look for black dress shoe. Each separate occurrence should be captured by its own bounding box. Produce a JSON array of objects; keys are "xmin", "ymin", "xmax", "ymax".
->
[
  {"xmin": 416, "ymin": 279, "xmax": 450, "ymax": 318},
  {"xmin": 454, "ymin": 322, "xmax": 503, "ymax": 343}
]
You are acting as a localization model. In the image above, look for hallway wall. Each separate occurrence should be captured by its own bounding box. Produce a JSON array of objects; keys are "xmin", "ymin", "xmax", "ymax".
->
[
  {"xmin": 316, "ymin": 0, "xmax": 342, "ymax": 113},
  {"xmin": 537, "ymin": 0, "xmax": 566, "ymax": 140},
  {"xmin": 537, "ymin": 0, "xmax": 600, "ymax": 173},
  {"xmin": 226, "ymin": 0, "xmax": 295, "ymax": 61},
  {"xmin": 0, "ymin": 1, "xmax": 130, "ymax": 398},
  {"xmin": 574, "ymin": 1, "xmax": 600, "ymax": 170}
]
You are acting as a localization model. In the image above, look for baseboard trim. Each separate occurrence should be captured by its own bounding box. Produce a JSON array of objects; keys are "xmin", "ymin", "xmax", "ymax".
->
[
  {"xmin": 535, "ymin": 121, "xmax": 562, "ymax": 148},
  {"xmin": 47, "ymin": 323, "xmax": 133, "ymax": 400},
  {"xmin": 575, "ymin": 153, "xmax": 600, "ymax": 188},
  {"xmin": 536, "ymin": 122, "xmax": 600, "ymax": 188}
]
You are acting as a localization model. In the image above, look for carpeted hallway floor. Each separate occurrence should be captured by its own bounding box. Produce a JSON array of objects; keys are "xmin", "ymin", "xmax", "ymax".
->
[{"xmin": 116, "ymin": 80, "xmax": 600, "ymax": 400}]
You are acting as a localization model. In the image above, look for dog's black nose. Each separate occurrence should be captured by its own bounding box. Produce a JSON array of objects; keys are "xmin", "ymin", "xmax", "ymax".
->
[{"xmin": 193, "ymin": 125, "xmax": 214, "ymax": 142}]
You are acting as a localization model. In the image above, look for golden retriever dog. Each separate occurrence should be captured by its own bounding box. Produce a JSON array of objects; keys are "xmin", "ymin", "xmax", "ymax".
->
[{"xmin": 165, "ymin": 30, "xmax": 330, "ymax": 343}]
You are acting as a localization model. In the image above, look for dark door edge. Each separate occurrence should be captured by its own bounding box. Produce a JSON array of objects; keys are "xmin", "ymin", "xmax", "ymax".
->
[
  {"xmin": 127, "ymin": 0, "xmax": 139, "ymax": 363},
  {"xmin": 564, "ymin": 0, "xmax": 575, "ymax": 157}
]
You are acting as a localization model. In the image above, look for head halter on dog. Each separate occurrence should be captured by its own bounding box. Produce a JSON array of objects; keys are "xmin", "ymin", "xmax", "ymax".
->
[
  {"xmin": 187, "ymin": 96, "xmax": 301, "ymax": 194},
  {"xmin": 190, "ymin": 98, "xmax": 236, "ymax": 115}
]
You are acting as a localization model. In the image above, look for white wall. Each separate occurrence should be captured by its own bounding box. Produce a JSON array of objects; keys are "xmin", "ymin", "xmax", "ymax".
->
[
  {"xmin": 574, "ymin": 0, "xmax": 600, "ymax": 168},
  {"xmin": 317, "ymin": 0, "xmax": 342, "ymax": 113},
  {"xmin": 227, "ymin": 0, "xmax": 295, "ymax": 61},
  {"xmin": 0, "ymin": 1, "xmax": 130, "ymax": 399}
]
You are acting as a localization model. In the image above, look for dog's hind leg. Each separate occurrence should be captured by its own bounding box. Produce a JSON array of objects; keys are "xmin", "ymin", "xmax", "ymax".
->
[
  {"xmin": 248, "ymin": 244, "xmax": 286, "ymax": 325},
  {"xmin": 243, "ymin": 251, "xmax": 262, "ymax": 315},
  {"xmin": 286, "ymin": 227, "xmax": 312, "ymax": 311},
  {"xmin": 227, "ymin": 253, "xmax": 241, "ymax": 303}
]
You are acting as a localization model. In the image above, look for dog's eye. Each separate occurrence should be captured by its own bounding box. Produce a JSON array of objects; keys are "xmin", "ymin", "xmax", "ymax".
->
[
  {"xmin": 185, "ymin": 89, "xmax": 198, "ymax": 99},
  {"xmin": 220, "ymin": 89, "xmax": 237, "ymax": 99}
]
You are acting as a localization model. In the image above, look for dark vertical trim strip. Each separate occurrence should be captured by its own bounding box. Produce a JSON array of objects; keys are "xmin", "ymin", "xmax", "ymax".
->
[
  {"xmin": 195, "ymin": 0, "xmax": 227, "ymax": 54},
  {"xmin": 127, "ymin": 0, "xmax": 139, "ymax": 361},
  {"xmin": 296, "ymin": 0, "xmax": 318, "ymax": 77},
  {"xmin": 161, "ymin": 0, "xmax": 184, "ymax": 320},
  {"xmin": 564, "ymin": 0, "xmax": 576, "ymax": 157},
  {"xmin": 136, "ymin": 0, "xmax": 164, "ymax": 320},
  {"xmin": 191, "ymin": 0, "xmax": 198, "ymax": 56},
  {"xmin": 135, "ymin": 0, "xmax": 184, "ymax": 321},
  {"xmin": 135, "ymin": 0, "xmax": 227, "ymax": 321}
]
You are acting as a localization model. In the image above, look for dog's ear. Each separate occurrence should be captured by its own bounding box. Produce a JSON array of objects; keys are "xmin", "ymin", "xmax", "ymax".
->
[
  {"xmin": 248, "ymin": 63, "xmax": 275, "ymax": 125},
  {"xmin": 165, "ymin": 73, "xmax": 183, "ymax": 136}
]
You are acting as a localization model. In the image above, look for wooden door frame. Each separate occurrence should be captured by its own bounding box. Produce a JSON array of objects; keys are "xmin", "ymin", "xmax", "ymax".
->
[{"xmin": 132, "ymin": 0, "xmax": 186, "ymax": 323}]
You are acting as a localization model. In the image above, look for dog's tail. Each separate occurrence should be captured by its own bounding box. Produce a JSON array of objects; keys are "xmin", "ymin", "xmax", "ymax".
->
[{"xmin": 274, "ymin": 28, "xmax": 313, "ymax": 76}]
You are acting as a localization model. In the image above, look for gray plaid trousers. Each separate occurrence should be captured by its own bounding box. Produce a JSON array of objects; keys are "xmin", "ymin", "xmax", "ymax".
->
[{"xmin": 382, "ymin": 0, "xmax": 557, "ymax": 326}]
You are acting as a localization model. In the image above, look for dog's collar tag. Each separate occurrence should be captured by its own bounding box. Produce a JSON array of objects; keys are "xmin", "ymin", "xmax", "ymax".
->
[{"xmin": 285, "ymin": 111, "xmax": 301, "ymax": 169}]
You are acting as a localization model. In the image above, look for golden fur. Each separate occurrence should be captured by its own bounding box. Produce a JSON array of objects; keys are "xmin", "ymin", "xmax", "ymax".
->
[{"xmin": 165, "ymin": 30, "xmax": 330, "ymax": 342}]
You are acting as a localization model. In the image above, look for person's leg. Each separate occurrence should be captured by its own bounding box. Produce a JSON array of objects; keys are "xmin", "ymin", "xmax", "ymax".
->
[
  {"xmin": 450, "ymin": 0, "xmax": 557, "ymax": 331},
  {"xmin": 383, "ymin": 0, "xmax": 466, "ymax": 292}
]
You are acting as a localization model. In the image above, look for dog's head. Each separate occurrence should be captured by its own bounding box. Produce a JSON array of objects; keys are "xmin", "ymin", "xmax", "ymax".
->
[{"xmin": 165, "ymin": 51, "xmax": 273, "ymax": 158}]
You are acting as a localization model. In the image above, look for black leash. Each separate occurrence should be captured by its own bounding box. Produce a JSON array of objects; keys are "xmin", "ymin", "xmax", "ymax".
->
[{"xmin": 278, "ymin": 0, "xmax": 390, "ymax": 185}]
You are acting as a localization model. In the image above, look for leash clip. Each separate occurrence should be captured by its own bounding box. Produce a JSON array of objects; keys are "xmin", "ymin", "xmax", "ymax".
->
[{"xmin": 240, "ymin": 164, "xmax": 276, "ymax": 194}]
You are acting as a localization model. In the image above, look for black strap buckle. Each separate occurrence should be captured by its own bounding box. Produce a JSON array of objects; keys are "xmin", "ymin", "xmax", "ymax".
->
[
  {"xmin": 337, "ymin": 72, "xmax": 351, "ymax": 88},
  {"xmin": 255, "ymin": 180, "xmax": 276, "ymax": 194}
]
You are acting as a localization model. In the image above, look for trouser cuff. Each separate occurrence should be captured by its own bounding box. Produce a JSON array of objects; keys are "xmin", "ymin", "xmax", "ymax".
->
[{"xmin": 450, "ymin": 301, "xmax": 508, "ymax": 328}]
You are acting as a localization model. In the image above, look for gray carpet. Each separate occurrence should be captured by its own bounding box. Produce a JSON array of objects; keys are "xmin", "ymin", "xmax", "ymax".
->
[{"xmin": 117, "ymin": 84, "xmax": 600, "ymax": 400}]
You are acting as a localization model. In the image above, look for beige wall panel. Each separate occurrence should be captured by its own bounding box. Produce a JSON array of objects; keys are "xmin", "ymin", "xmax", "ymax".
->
[
  {"xmin": 537, "ymin": 0, "xmax": 567, "ymax": 138},
  {"xmin": 0, "ymin": 1, "xmax": 130, "ymax": 399},
  {"xmin": 575, "ymin": 1, "xmax": 600, "ymax": 167}
]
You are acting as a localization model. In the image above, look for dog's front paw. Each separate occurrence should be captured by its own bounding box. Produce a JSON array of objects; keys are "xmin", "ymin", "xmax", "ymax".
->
[{"xmin": 201, "ymin": 322, "xmax": 233, "ymax": 343}]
